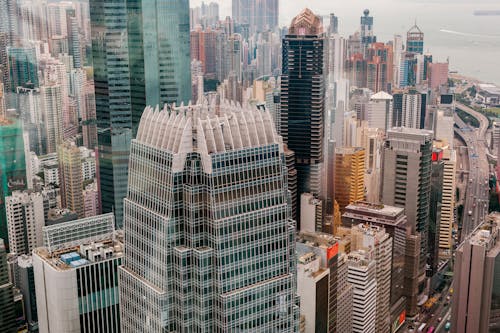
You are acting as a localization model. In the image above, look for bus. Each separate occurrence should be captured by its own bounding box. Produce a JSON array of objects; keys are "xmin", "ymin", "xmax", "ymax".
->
[{"xmin": 418, "ymin": 323, "xmax": 427, "ymax": 332}]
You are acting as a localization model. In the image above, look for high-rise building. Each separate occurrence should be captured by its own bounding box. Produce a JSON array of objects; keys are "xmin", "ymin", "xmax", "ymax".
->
[
  {"xmin": 428, "ymin": 62, "xmax": 449, "ymax": 90},
  {"xmin": 296, "ymin": 232, "xmax": 338, "ymax": 333},
  {"xmin": 392, "ymin": 89, "xmax": 426, "ymax": 129},
  {"xmin": 0, "ymin": 238, "xmax": 16, "ymax": 332},
  {"xmin": 334, "ymin": 147, "xmax": 365, "ymax": 212},
  {"xmin": 451, "ymin": 213, "xmax": 500, "ymax": 333},
  {"xmin": 406, "ymin": 24, "xmax": 424, "ymax": 55},
  {"xmin": 360, "ymin": 9, "xmax": 376, "ymax": 51},
  {"xmin": 433, "ymin": 142, "xmax": 456, "ymax": 259},
  {"xmin": 367, "ymin": 91, "xmax": 393, "ymax": 132},
  {"xmin": 0, "ymin": 118, "xmax": 26, "ymax": 246},
  {"xmin": 382, "ymin": 127, "xmax": 433, "ymax": 312},
  {"xmin": 428, "ymin": 147, "xmax": 444, "ymax": 277},
  {"xmin": 7, "ymin": 46, "xmax": 39, "ymax": 91},
  {"xmin": 342, "ymin": 202, "xmax": 409, "ymax": 332},
  {"xmin": 58, "ymin": 141, "xmax": 84, "ymax": 218},
  {"xmin": 0, "ymin": 0, "xmax": 19, "ymax": 46},
  {"xmin": 65, "ymin": 8, "xmax": 81, "ymax": 68},
  {"xmin": 348, "ymin": 250, "xmax": 377, "ymax": 333},
  {"xmin": 366, "ymin": 42, "xmax": 393, "ymax": 93},
  {"xmin": 336, "ymin": 252, "xmax": 353, "ymax": 332},
  {"xmin": 5, "ymin": 191, "xmax": 44, "ymax": 255},
  {"xmin": 33, "ymin": 213, "xmax": 122, "ymax": 333},
  {"xmin": 89, "ymin": 0, "xmax": 191, "ymax": 227},
  {"xmin": 119, "ymin": 103, "xmax": 299, "ymax": 332},
  {"xmin": 350, "ymin": 224, "xmax": 392, "ymax": 333},
  {"xmin": 40, "ymin": 83, "xmax": 63, "ymax": 154},
  {"xmin": 281, "ymin": 9, "xmax": 325, "ymax": 215}
]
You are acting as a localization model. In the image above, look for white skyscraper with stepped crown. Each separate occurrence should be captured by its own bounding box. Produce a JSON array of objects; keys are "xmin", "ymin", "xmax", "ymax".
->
[{"xmin": 119, "ymin": 101, "xmax": 299, "ymax": 332}]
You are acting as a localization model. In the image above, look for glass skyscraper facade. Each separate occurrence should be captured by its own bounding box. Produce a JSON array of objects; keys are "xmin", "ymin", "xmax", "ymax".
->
[
  {"xmin": 280, "ymin": 9, "xmax": 325, "ymax": 218},
  {"xmin": 119, "ymin": 103, "xmax": 299, "ymax": 332},
  {"xmin": 89, "ymin": 0, "xmax": 191, "ymax": 227},
  {"xmin": 0, "ymin": 118, "xmax": 26, "ymax": 246}
]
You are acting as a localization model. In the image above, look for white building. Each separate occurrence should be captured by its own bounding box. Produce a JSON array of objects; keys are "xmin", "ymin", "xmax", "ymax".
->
[
  {"xmin": 6, "ymin": 191, "xmax": 45, "ymax": 255},
  {"xmin": 367, "ymin": 91, "xmax": 393, "ymax": 132},
  {"xmin": 351, "ymin": 224, "xmax": 393, "ymax": 333},
  {"xmin": 33, "ymin": 214, "xmax": 122, "ymax": 333},
  {"xmin": 401, "ymin": 92, "xmax": 422, "ymax": 129},
  {"xmin": 41, "ymin": 83, "xmax": 63, "ymax": 153},
  {"xmin": 348, "ymin": 250, "xmax": 377, "ymax": 333},
  {"xmin": 300, "ymin": 193, "xmax": 323, "ymax": 233}
]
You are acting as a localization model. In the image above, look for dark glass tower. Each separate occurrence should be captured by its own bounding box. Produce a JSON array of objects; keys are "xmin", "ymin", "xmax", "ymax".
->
[
  {"xmin": 281, "ymin": 8, "xmax": 325, "ymax": 220},
  {"xmin": 89, "ymin": 0, "xmax": 191, "ymax": 227}
]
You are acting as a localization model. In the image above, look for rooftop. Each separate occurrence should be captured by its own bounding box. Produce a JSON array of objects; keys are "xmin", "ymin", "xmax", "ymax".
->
[
  {"xmin": 34, "ymin": 236, "xmax": 123, "ymax": 272},
  {"xmin": 370, "ymin": 91, "xmax": 393, "ymax": 100},
  {"xmin": 289, "ymin": 8, "xmax": 323, "ymax": 35}
]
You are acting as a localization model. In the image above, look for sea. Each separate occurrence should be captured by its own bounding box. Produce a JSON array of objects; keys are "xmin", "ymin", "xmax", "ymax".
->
[{"xmin": 192, "ymin": 0, "xmax": 500, "ymax": 86}]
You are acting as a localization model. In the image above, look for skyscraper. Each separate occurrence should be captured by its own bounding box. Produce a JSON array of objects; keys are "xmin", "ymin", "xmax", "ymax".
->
[
  {"xmin": 5, "ymin": 191, "xmax": 44, "ymax": 255},
  {"xmin": 58, "ymin": 141, "xmax": 84, "ymax": 218},
  {"xmin": 451, "ymin": 213, "xmax": 500, "ymax": 333},
  {"xmin": 281, "ymin": 8, "xmax": 325, "ymax": 217},
  {"xmin": 348, "ymin": 250, "xmax": 377, "ymax": 333},
  {"xmin": 7, "ymin": 46, "xmax": 39, "ymax": 91},
  {"xmin": 382, "ymin": 127, "xmax": 433, "ymax": 313},
  {"xmin": 342, "ymin": 202, "xmax": 409, "ymax": 331},
  {"xmin": 360, "ymin": 9, "xmax": 376, "ymax": 51},
  {"xmin": 119, "ymin": 103, "xmax": 299, "ymax": 332},
  {"xmin": 89, "ymin": 0, "xmax": 191, "ymax": 227},
  {"xmin": 40, "ymin": 83, "xmax": 63, "ymax": 154},
  {"xmin": 406, "ymin": 24, "xmax": 424, "ymax": 55},
  {"xmin": 334, "ymin": 147, "xmax": 366, "ymax": 212}
]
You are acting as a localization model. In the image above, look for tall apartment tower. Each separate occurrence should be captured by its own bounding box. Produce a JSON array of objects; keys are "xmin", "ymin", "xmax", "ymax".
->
[
  {"xmin": 348, "ymin": 250, "xmax": 377, "ymax": 333},
  {"xmin": 351, "ymin": 224, "xmax": 392, "ymax": 333},
  {"xmin": 406, "ymin": 24, "xmax": 424, "ymax": 54},
  {"xmin": 434, "ymin": 142, "xmax": 456, "ymax": 259},
  {"xmin": 281, "ymin": 8, "xmax": 325, "ymax": 213},
  {"xmin": 119, "ymin": 103, "xmax": 299, "ymax": 332},
  {"xmin": 334, "ymin": 147, "xmax": 365, "ymax": 212},
  {"xmin": 451, "ymin": 213, "xmax": 500, "ymax": 333},
  {"xmin": 89, "ymin": 0, "xmax": 191, "ymax": 227},
  {"xmin": 33, "ymin": 213, "xmax": 122, "ymax": 333},
  {"xmin": 65, "ymin": 8, "xmax": 81, "ymax": 68},
  {"xmin": 0, "ymin": 238, "xmax": 16, "ymax": 332},
  {"xmin": 58, "ymin": 141, "xmax": 84, "ymax": 218},
  {"xmin": 382, "ymin": 128, "xmax": 433, "ymax": 312},
  {"xmin": 5, "ymin": 191, "xmax": 44, "ymax": 255},
  {"xmin": 41, "ymin": 83, "xmax": 63, "ymax": 154}
]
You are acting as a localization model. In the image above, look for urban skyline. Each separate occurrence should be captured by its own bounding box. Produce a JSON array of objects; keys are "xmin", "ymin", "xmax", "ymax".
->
[{"xmin": 0, "ymin": 1, "xmax": 498, "ymax": 332}]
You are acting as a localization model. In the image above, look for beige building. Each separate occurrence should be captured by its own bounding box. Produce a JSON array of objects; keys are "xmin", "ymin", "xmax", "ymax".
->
[{"xmin": 58, "ymin": 141, "xmax": 84, "ymax": 218}]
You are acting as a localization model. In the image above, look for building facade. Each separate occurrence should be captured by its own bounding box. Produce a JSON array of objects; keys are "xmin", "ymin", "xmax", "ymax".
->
[
  {"xmin": 119, "ymin": 103, "xmax": 299, "ymax": 332},
  {"xmin": 281, "ymin": 9, "xmax": 325, "ymax": 214},
  {"xmin": 33, "ymin": 213, "xmax": 122, "ymax": 333}
]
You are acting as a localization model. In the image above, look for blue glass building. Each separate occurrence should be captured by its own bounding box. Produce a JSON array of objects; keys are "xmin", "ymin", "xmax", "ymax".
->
[{"xmin": 89, "ymin": 0, "xmax": 191, "ymax": 227}]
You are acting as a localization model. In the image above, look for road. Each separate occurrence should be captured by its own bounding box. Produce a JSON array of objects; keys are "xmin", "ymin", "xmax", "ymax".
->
[{"xmin": 454, "ymin": 103, "xmax": 490, "ymax": 241}]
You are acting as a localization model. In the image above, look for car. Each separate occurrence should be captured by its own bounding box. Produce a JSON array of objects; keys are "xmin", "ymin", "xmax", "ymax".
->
[{"xmin": 438, "ymin": 317, "xmax": 442, "ymax": 322}]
